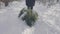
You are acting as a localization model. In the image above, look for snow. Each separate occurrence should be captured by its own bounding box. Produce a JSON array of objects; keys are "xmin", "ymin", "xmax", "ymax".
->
[{"xmin": 0, "ymin": 0, "xmax": 60, "ymax": 34}]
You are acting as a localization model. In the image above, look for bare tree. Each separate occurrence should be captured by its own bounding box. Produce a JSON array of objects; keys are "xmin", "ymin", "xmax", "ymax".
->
[{"xmin": 0, "ymin": 0, "xmax": 21, "ymax": 6}]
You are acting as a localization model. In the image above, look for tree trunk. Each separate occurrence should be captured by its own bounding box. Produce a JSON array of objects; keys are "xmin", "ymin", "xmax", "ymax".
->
[{"xmin": 5, "ymin": 2, "xmax": 8, "ymax": 6}]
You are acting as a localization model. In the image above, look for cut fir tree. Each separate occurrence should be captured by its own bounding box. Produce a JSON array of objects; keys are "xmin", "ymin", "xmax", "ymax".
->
[{"xmin": 18, "ymin": 8, "xmax": 38, "ymax": 27}]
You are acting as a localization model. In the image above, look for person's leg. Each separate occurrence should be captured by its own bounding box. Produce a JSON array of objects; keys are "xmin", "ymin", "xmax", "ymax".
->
[
  {"xmin": 27, "ymin": 6, "xmax": 29, "ymax": 9},
  {"xmin": 27, "ymin": 6, "xmax": 33, "ymax": 10},
  {"xmin": 31, "ymin": 6, "xmax": 33, "ymax": 10}
]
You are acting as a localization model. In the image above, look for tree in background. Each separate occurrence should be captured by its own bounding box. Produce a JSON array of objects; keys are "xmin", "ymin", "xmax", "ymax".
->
[{"xmin": 0, "ymin": 0, "xmax": 21, "ymax": 6}]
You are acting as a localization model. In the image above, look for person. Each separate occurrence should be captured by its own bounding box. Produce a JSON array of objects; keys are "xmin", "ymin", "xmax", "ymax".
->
[
  {"xmin": 26, "ymin": 0, "xmax": 35, "ymax": 10},
  {"xmin": 18, "ymin": 0, "xmax": 35, "ymax": 17}
]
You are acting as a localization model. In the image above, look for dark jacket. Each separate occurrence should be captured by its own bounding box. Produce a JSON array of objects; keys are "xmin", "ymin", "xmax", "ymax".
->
[{"xmin": 26, "ymin": 0, "xmax": 35, "ymax": 7}]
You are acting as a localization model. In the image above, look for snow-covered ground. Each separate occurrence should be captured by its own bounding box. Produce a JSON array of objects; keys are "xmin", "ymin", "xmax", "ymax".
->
[{"xmin": 0, "ymin": 0, "xmax": 60, "ymax": 34}]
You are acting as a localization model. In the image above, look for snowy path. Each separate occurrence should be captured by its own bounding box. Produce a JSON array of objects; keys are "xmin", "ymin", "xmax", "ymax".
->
[{"xmin": 0, "ymin": 1, "xmax": 60, "ymax": 34}]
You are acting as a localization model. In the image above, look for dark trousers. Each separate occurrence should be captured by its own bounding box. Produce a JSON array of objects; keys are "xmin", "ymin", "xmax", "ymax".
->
[{"xmin": 27, "ymin": 6, "xmax": 33, "ymax": 10}]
